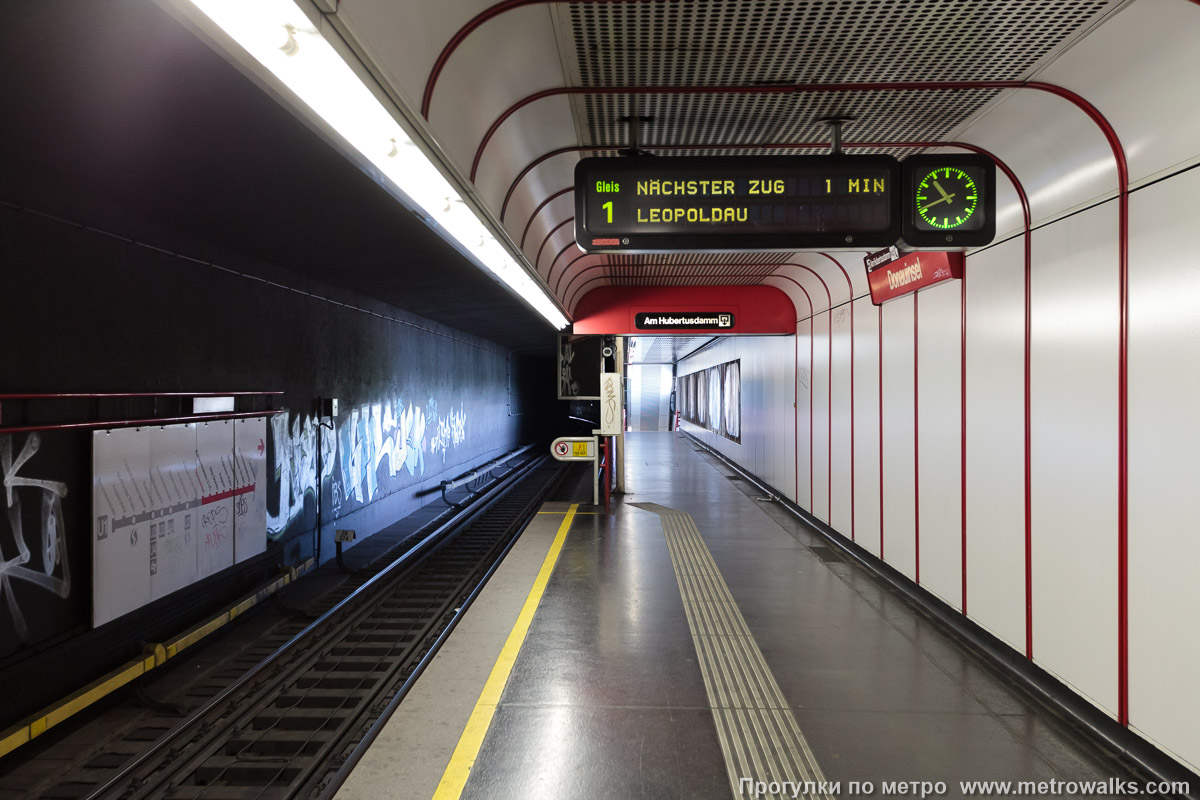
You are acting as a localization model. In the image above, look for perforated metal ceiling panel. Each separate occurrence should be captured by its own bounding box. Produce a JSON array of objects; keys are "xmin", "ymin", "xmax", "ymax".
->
[
  {"xmin": 534, "ymin": 0, "xmax": 1129, "ymax": 311},
  {"xmin": 564, "ymin": 0, "xmax": 1118, "ymax": 87},
  {"xmin": 630, "ymin": 336, "xmax": 717, "ymax": 364}
]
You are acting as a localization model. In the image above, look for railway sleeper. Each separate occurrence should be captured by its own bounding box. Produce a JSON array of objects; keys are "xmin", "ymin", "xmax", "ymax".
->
[
  {"xmin": 192, "ymin": 757, "xmax": 301, "ymax": 786},
  {"xmin": 251, "ymin": 710, "xmax": 351, "ymax": 731},
  {"xmin": 225, "ymin": 730, "xmax": 335, "ymax": 757},
  {"xmin": 273, "ymin": 690, "xmax": 374, "ymax": 709},
  {"xmin": 293, "ymin": 675, "xmax": 380, "ymax": 690},
  {"xmin": 168, "ymin": 786, "xmax": 292, "ymax": 799},
  {"xmin": 311, "ymin": 658, "xmax": 392, "ymax": 671}
]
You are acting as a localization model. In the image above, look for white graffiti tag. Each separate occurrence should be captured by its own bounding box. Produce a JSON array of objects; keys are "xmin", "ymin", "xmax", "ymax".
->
[
  {"xmin": 1, "ymin": 434, "xmax": 71, "ymax": 641},
  {"xmin": 429, "ymin": 404, "xmax": 467, "ymax": 461}
]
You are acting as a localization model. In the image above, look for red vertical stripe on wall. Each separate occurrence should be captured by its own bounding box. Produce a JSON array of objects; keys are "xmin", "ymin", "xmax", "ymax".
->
[
  {"xmin": 1025, "ymin": 214, "xmax": 1034, "ymax": 661},
  {"xmin": 850, "ymin": 300, "xmax": 856, "ymax": 541},
  {"xmin": 961, "ymin": 264, "xmax": 968, "ymax": 615},
  {"xmin": 810, "ymin": 317, "xmax": 815, "ymax": 511},
  {"xmin": 914, "ymin": 292, "xmax": 920, "ymax": 585},
  {"xmin": 828, "ymin": 311, "xmax": 833, "ymax": 523},
  {"xmin": 795, "ymin": 328, "xmax": 800, "ymax": 503},
  {"xmin": 879, "ymin": 304, "xmax": 885, "ymax": 560}
]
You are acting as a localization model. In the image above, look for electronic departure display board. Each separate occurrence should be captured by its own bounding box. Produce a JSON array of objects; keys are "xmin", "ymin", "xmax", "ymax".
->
[{"xmin": 574, "ymin": 155, "xmax": 901, "ymax": 253}]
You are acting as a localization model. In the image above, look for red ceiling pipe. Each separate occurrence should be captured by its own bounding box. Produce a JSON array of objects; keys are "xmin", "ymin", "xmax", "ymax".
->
[
  {"xmin": 433, "ymin": 22, "xmax": 1128, "ymax": 700},
  {"xmin": 534, "ymin": 217, "xmax": 574, "ymax": 277},
  {"xmin": 545, "ymin": 242, "xmax": 583, "ymax": 285},
  {"xmin": 502, "ymin": 146, "xmax": 611, "ymax": 222},
  {"xmin": 520, "ymin": 186, "xmax": 574, "ymax": 250},
  {"xmin": 517, "ymin": 140, "xmax": 1024, "ymax": 305},
  {"xmin": 491, "ymin": 87, "xmax": 1125, "ymax": 718},
  {"xmin": 530, "ymin": 141, "xmax": 1033, "ymax": 652},
  {"xmin": 468, "ymin": 82, "xmax": 1049, "ymax": 181},
  {"xmin": 553, "ymin": 252, "xmax": 600, "ymax": 295},
  {"xmin": 421, "ymin": 0, "xmax": 677, "ymax": 119}
]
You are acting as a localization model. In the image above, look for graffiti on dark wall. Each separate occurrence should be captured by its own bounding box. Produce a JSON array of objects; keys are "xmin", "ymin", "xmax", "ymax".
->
[
  {"xmin": 1, "ymin": 433, "xmax": 72, "ymax": 642},
  {"xmin": 267, "ymin": 413, "xmax": 336, "ymax": 537},
  {"xmin": 266, "ymin": 394, "xmax": 470, "ymax": 539}
]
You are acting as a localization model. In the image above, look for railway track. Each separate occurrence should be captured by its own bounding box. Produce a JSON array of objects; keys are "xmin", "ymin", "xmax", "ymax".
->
[{"xmin": 17, "ymin": 452, "xmax": 566, "ymax": 800}]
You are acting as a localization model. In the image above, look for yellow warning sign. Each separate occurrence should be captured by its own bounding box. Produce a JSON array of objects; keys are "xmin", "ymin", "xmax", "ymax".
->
[{"xmin": 572, "ymin": 442, "xmax": 590, "ymax": 458}]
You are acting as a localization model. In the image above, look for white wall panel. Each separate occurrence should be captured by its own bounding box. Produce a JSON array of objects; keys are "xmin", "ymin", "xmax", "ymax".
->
[
  {"xmin": 1036, "ymin": 1, "xmax": 1200, "ymax": 187},
  {"xmin": 745, "ymin": 342, "xmax": 763, "ymax": 474},
  {"xmin": 880, "ymin": 298, "xmax": 916, "ymax": 579},
  {"xmin": 964, "ymin": 240, "xmax": 1028, "ymax": 653},
  {"xmin": 956, "ymin": 89, "xmax": 1114, "ymax": 239},
  {"xmin": 852, "ymin": 298, "xmax": 882, "ymax": 557},
  {"xmin": 1030, "ymin": 205, "xmax": 1120, "ymax": 715},
  {"xmin": 777, "ymin": 335, "xmax": 798, "ymax": 503},
  {"xmin": 811, "ymin": 313, "xmax": 831, "ymax": 524},
  {"xmin": 676, "ymin": 336, "xmax": 796, "ymax": 502},
  {"xmin": 1127, "ymin": 167, "xmax": 1200, "ymax": 772},
  {"xmin": 829, "ymin": 304, "xmax": 854, "ymax": 536},
  {"xmin": 915, "ymin": 282, "xmax": 963, "ymax": 611},
  {"xmin": 796, "ymin": 322, "xmax": 814, "ymax": 510}
]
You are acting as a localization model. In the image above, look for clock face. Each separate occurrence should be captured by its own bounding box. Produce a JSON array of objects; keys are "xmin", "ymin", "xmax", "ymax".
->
[{"xmin": 915, "ymin": 167, "xmax": 979, "ymax": 230}]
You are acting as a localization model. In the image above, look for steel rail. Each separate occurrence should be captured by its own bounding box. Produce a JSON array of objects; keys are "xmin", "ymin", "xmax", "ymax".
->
[{"xmin": 83, "ymin": 451, "xmax": 550, "ymax": 800}]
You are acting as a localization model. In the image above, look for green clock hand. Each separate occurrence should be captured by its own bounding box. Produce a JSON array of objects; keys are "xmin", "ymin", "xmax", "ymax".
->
[
  {"xmin": 921, "ymin": 192, "xmax": 956, "ymax": 211},
  {"xmin": 933, "ymin": 180, "xmax": 953, "ymax": 202}
]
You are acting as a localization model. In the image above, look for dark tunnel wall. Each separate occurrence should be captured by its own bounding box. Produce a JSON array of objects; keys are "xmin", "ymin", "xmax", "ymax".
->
[{"xmin": 0, "ymin": 203, "xmax": 554, "ymax": 722}]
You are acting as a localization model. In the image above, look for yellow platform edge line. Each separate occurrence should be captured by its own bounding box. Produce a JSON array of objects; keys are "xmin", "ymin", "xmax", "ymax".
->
[
  {"xmin": 0, "ymin": 556, "xmax": 316, "ymax": 760},
  {"xmin": 433, "ymin": 503, "xmax": 578, "ymax": 800}
]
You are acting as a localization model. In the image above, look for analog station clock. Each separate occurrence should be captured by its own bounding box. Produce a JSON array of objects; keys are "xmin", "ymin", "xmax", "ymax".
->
[
  {"xmin": 916, "ymin": 167, "xmax": 979, "ymax": 230},
  {"xmin": 901, "ymin": 154, "xmax": 996, "ymax": 248}
]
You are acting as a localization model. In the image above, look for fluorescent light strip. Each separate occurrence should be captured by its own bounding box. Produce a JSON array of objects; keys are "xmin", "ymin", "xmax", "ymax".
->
[{"xmin": 187, "ymin": 0, "xmax": 569, "ymax": 329}]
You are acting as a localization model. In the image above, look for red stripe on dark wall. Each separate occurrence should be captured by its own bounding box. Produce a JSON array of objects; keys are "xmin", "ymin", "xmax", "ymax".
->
[
  {"xmin": 961, "ymin": 264, "xmax": 968, "ymax": 615},
  {"xmin": 914, "ymin": 292, "xmax": 921, "ymax": 585}
]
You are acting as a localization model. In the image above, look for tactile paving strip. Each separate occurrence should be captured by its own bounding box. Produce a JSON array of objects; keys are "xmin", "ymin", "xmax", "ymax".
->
[{"xmin": 634, "ymin": 502, "xmax": 833, "ymax": 800}]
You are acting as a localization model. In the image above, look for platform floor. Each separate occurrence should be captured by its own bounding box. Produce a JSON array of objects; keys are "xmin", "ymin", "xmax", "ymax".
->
[{"xmin": 338, "ymin": 432, "xmax": 1137, "ymax": 800}]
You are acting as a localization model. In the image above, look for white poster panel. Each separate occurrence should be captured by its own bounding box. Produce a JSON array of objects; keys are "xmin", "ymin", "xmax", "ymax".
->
[
  {"xmin": 233, "ymin": 417, "xmax": 268, "ymax": 563},
  {"xmin": 92, "ymin": 427, "xmax": 152, "ymax": 626},
  {"xmin": 148, "ymin": 423, "xmax": 200, "ymax": 599},
  {"xmin": 195, "ymin": 420, "xmax": 235, "ymax": 579},
  {"xmin": 599, "ymin": 372, "xmax": 624, "ymax": 435}
]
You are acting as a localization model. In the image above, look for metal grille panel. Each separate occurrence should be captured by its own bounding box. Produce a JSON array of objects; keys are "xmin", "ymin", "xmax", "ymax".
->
[{"xmin": 550, "ymin": 0, "xmax": 1128, "ymax": 297}]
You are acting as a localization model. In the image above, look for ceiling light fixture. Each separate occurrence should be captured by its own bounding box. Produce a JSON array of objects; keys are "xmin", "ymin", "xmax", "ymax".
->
[{"xmin": 184, "ymin": 0, "xmax": 569, "ymax": 329}]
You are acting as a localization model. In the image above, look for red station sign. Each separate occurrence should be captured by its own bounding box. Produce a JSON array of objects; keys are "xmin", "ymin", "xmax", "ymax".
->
[{"xmin": 866, "ymin": 251, "xmax": 964, "ymax": 305}]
